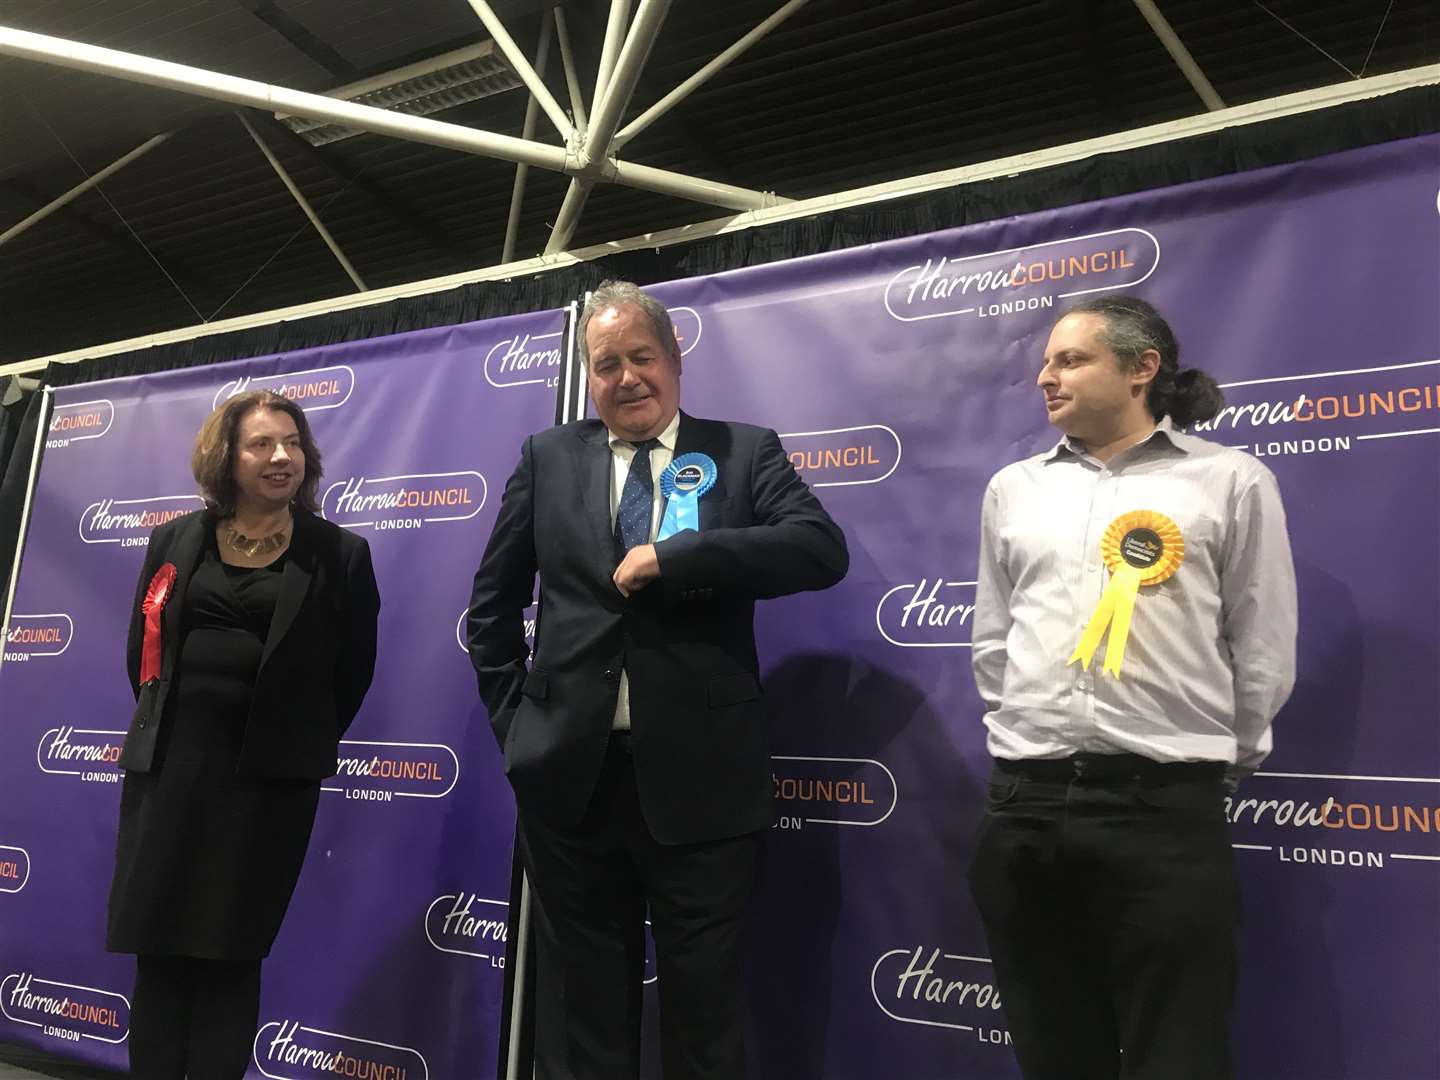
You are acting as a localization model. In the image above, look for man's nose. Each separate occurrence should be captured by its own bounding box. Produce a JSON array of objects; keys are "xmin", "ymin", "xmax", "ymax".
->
[
  {"xmin": 1036, "ymin": 364, "xmax": 1056, "ymax": 389},
  {"xmin": 619, "ymin": 365, "xmax": 640, "ymax": 387}
]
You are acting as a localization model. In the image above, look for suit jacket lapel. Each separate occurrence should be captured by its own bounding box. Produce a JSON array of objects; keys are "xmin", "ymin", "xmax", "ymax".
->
[
  {"xmin": 259, "ymin": 513, "xmax": 315, "ymax": 671},
  {"xmin": 577, "ymin": 423, "xmax": 616, "ymax": 569}
]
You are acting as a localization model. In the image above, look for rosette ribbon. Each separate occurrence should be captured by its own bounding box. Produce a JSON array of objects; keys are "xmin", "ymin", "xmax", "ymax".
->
[
  {"xmin": 1068, "ymin": 511, "xmax": 1184, "ymax": 678},
  {"xmin": 657, "ymin": 453, "xmax": 718, "ymax": 540},
  {"xmin": 140, "ymin": 562, "xmax": 178, "ymax": 685}
]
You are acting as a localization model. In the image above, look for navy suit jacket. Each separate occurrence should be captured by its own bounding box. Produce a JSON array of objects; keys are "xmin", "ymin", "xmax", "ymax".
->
[{"xmin": 467, "ymin": 412, "xmax": 848, "ymax": 845}]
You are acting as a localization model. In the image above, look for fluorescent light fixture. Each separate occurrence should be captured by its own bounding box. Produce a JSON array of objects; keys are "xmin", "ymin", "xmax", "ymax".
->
[{"xmin": 276, "ymin": 41, "xmax": 522, "ymax": 145}]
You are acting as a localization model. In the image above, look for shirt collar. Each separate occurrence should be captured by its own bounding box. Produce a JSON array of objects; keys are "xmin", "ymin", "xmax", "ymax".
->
[
  {"xmin": 1042, "ymin": 414, "xmax": 1190, "ymax": 463},
  {"xmin": 607, "ymin": 409, "xmax": 680, "ymax": 454}
]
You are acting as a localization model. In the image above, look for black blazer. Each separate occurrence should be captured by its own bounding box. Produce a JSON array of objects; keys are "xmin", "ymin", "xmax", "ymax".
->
[
  {"xmin": 120, "ymin": 508, "xmax": 380, "ymax": 780},
  {"xmin": 467, "ymin": 412, "xmax": 849, "ymax": 845}
]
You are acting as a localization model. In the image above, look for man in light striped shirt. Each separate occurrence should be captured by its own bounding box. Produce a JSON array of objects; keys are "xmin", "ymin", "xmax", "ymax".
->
[{"xmin": 968, "ymin": 295, "xmax": 1297, "ymax": 1080}]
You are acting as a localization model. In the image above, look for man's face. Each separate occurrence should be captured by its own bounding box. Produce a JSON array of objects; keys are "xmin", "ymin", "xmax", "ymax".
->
[
  {"xmin": 232, "ymin": 406, "xmax": 304, "ymax": 510},
  {"xmin": 1037, "ymin": 312, "xmax": 1148, "ymax": 441},
  {"xmin": 586, "ymin": 303, "xmax": 681, "ymax": 442}
]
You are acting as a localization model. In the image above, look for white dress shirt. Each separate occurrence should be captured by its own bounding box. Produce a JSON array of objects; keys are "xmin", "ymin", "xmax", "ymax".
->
[
  {"xmin": 971, "ymin": 416, "xmax": 1298, "ymax": 777},
  {"xmin": 607, "ymin": 410, "xmax": 679, "ymax": 730}
]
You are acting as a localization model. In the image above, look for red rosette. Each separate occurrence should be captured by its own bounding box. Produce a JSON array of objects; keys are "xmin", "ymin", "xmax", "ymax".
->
[{"xmin": 139, "ymin": 562, "xmax": 178, "ymax": 685}]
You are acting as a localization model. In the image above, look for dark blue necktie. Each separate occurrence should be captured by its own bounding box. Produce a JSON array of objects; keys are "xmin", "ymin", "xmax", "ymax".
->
[{"xmin": 614, "ymin": 439, "xmax": 660, "ymax": 553}]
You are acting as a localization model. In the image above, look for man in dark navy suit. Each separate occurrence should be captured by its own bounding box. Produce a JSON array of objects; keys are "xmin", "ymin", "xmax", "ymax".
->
[{"xmin": 468, "ymin": 280, "xmax": 848, "ymax": 1079}]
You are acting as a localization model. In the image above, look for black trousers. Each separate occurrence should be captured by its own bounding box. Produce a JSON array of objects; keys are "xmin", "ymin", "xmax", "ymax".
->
[
  {"xmin": 517, "ymin": 733, "xmax": 761, "ymax": 1080},
  {"xmin": 968, "ymin": 754, "xmax": 1239, "ymax": 1080},
  {"xmin": 129, "ymin": 954, "xmax": 262, "ymax": 1079}
]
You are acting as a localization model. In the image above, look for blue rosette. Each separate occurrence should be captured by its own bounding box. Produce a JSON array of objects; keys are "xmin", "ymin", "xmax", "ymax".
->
[{"xmin": 657, "ymin": 452, "xmax": 718, "ymax": 540}]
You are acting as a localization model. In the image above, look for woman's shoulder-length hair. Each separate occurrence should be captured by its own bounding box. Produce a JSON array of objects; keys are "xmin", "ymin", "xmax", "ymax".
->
[{"xmin": 191, "ymin": 390, "xmax": 323, "ymax": 516}]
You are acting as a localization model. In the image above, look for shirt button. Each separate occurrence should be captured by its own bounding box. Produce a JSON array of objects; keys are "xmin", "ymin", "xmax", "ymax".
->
[
  {"xmin": 1087, "ymin": 564, "xmax": 1097, "ymax": 573},
  {"xmin": 1077, "ymin": 677, "xmax": 1091, "ymax": 691}
]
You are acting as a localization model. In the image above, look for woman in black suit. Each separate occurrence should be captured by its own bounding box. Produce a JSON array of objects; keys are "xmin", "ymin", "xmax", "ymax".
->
[{"xmin": 106, "ymin": 389, "xmax": 380, "ymax": 1079}]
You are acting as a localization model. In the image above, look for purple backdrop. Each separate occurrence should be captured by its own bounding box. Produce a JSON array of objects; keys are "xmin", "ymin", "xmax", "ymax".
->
[
  {"xmin": 0, "ymin": 310, "xmax": 564, "ymax": 1077},
  {"xmin": 2, "ymin": 132, "xmax": 1438, "ymax": 1080},
  {"xmin": 637, "ymin": 134, "xmax": 1440, "ymax": 1079}
]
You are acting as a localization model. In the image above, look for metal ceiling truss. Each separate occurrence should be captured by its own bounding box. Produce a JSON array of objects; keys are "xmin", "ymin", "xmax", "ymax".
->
[
  {"xmin": 3, "ymin": 58, "xmax": 1436, "ymax": 382},
  {"xmin": 0, "ymin": 0, "xmax": 809, "ymax": 291},
  {"xmin": 0, "ymin": 7, "xmax": 794, "ymax": 252}
]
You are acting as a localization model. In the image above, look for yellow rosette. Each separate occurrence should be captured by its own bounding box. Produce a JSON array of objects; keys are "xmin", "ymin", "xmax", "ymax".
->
[{"xmin": 1068, "ymin": 511, "xmax": 1184, "ymax": 678}]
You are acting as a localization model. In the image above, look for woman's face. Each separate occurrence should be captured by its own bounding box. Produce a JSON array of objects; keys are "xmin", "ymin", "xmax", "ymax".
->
[{"xmin": 231, "ymin": 406, "xmax": 304, "ymax": 512}]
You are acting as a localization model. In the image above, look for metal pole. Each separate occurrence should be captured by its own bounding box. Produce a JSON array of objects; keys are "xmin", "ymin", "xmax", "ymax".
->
[
  {"xmin": 0, "ymin": 388, "xmax": 52, "ymax": 683},
  {"xmin": 585, "ymin": 0, "xmax": 670, "ymax": 160},
  {"xmin": 238, "ymin": 112, "xmax": 367, "ymax": 292},
  {"xmin": 591, "ymin": 0, "xmax": 632, "ymax": 121},
  {"xmin": 1132, "ymin": 0, "xmax": 1226, "ymax": 111},
  {"xmin": 0, "ymin": 132, "xmax": 171, "ymax": 248},
  {"xmin": 0, "ymin": 26, "xmax": 771, "ymax": 210},
  {"xmin": 544, "ymin": 178, "xmax": 594, "ymax": 254},
  {"xmin": 503, "ymin": 10, "xmax": 556, "ymax": 263},
  {"xmin": 602, "ymin": 157, "xmax": 780, "ymax": 210},
  {"xmin": 465, "ymin": 0, "xmax": 575, "ymax": 143},
  {"xmin": 613, "ymin": 0, "xmax": 810, "ymax": 150},
  {"xmin": 553, "ymin": 5, "xmax": 587, "ymax": 133},
  {"xmin": 503, "ymin": 874, "xmax": 534, "ymax": 1080},
  {"xmin": 0, "ymin": 25, "xmax": 572, "ymax": 171},
  {"xmin": 546, "ymin": 0, "xmax": 672, "ymax": 254}
]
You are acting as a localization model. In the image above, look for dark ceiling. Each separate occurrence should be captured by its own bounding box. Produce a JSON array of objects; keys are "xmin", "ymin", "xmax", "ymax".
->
[{"xmin": 0, "ymin": 0, "xmax": 1435, "ymax": 364}]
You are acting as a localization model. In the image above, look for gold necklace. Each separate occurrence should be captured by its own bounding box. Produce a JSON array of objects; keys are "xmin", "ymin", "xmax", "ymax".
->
[{"xmin": 223, "ymin": 518, "xmax": 291, "ymax": 558}]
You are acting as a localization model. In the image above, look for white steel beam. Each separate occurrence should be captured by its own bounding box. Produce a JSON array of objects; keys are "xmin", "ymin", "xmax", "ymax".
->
[
  {"xmin": 613, "ymin": 0, "xmax": 810, "ymax": 151},
  {"xmin": 591, "ymin": 0, "xmax": 632, "ymax": 120},
  {"xmin": 553, "ymin": 4, "xmax": 588, "ymax": 133},
  {"xmin": 238, "ymin": 112, "xmax": 367, "ymax": 292},
  {"xmin": 0, "ymin": 132, "xmax": 171, "ymax": 248},
  {"xmin": 465, "ymin": 0, "xmax": 575, "ymax": 143},
  {"xmin": 503, "ymin": 10, "xmax": 556, "ymax": 263},
  {"xmin": 584, "ymin": 0, "xmax": 670, "ymax": 163},
  {"xmin": 0, "ymin": 25, "xmax": 570, "ymax": 170},
  {"xmin": 11, "ymin": 62, "xmax": 1431, "ymax": 380},
  {"xmin": 1132, "ymin": 0, "xmax": 1226, "ymax": 111},
  {"xmin": 0, "ymin": 25, "xmax": 772, "ymax": 211},
  {"xmin": 546, "ymin": 0, "xmax": 671, "ymax": 253}
]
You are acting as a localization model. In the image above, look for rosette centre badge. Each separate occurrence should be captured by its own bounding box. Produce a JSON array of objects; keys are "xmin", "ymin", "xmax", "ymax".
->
[
  {"xmin": 1068, "ymin": 510, "xmax": 1183, "ymax": 677},
  {"xmin": 658, "ymin": 453, "xmax": 717, "ymax": 539}
]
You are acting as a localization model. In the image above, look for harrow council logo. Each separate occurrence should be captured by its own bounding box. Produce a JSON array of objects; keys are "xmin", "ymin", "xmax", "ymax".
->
[
  {"xmin": 36, "ymin": 727, "xmax": 124, "ymax": 785},
  {"xmin": 870, "ymin": 947, "xmax": 1008, "ymax": 1046},
  {"xmin": 79, "ymin": 495, "xmax": 204, "ymax": 547},
  {"xmin": 425, "ymin": 892, "xmax": 508, "ymax": 965},
  {"xmin": 0, "ymin": 846, "xmax": 30, "ymax": 894},
  {"xmin": 484, "ymin": 329, "xmax": 563, "ymax": 389},
  {"xmin": 1227, "ymin": 771, "xmax": 1440, "ymax": 873},
  {"xmin": 885, "ymin": 227, "xmax": 1158, "ymax": 323},
  {"xmin": 46, "ymin": 399, "xmax": 113, "ymax": 448},
  {"xmin": 780, "ymin": 424, "xmax": 901, "ymax": 488},
  {"xmin": 322, "ymin": 741, "xmax": 459, "ymax": 803},
  {"xmin": 254, "ymin": 1020, "xmax": 427, "ymax": 1080},
  {"xmin": 4, "ymin": 614, "xmax": 72, "ymax": 662},
  {"xmin": 0, "ymin": 973, "xmax": 129, "ymax": 1046},
  {"xmin": 322, "ymin": 472, "xmax": 486, "ymax": 533},
  {"xmin": 771, "ymin": 756, "xmax": 898, "ymax": 832},
  {"xmin": 1191, "ymin": 358, "xmax": 1440, "ymax": 463},
  {"xmin": 876, "ymin": 577, "xmax": 976, "ymax": 648},
  {"xmin": 214, "ymin": 365, "xmax": 354, "ymax": 411}
]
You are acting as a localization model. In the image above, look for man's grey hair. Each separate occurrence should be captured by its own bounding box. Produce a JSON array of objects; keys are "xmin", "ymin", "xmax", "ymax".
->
[{"xmin": 577, "ymin": 280, "xmax": 681, "ymax": 367}]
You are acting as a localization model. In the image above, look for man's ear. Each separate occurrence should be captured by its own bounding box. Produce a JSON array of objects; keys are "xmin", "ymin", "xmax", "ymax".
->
[{"xmin": 1131, "ymin": 348, "xmax": 1161, "ymax": 393}]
